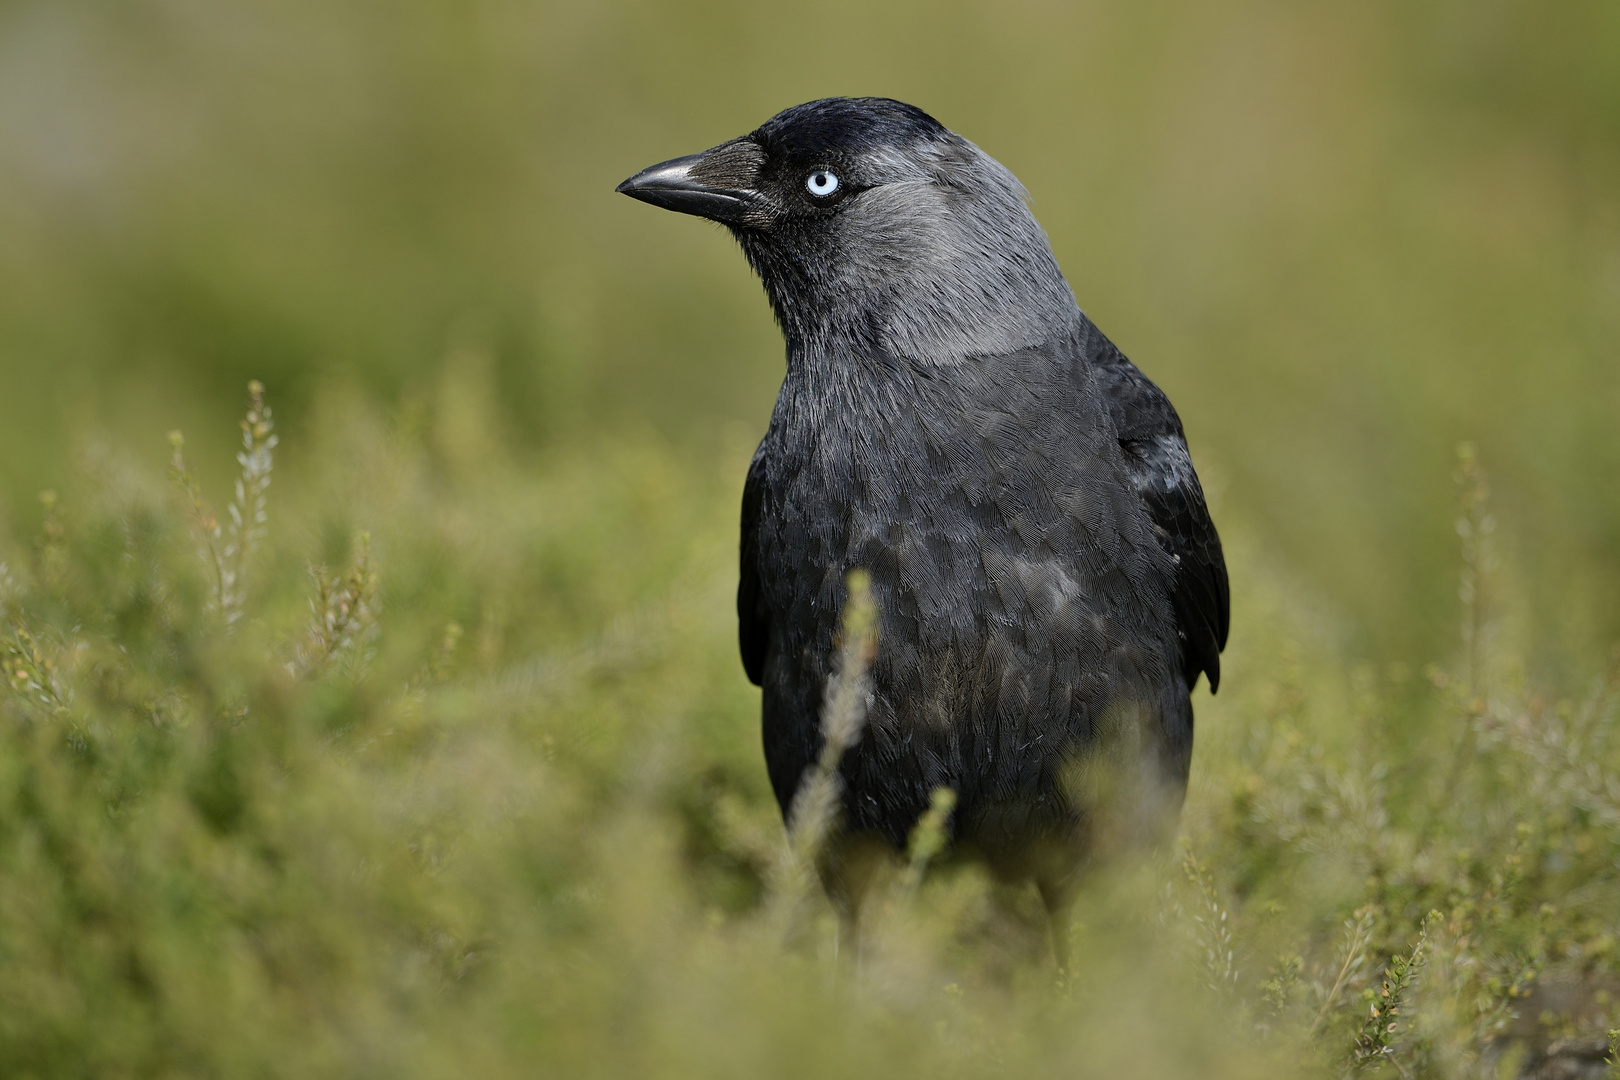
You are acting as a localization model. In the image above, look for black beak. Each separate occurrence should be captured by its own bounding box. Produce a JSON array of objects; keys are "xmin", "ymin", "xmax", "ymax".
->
[{"xmin": 616, "ymin": 146, "xmax": 763, "ymax": 226}]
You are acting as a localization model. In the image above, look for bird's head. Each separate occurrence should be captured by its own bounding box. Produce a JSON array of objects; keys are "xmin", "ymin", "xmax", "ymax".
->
[{"xmin": 617, "ymin": 98, "xmax": 1080, "ymax": 363}]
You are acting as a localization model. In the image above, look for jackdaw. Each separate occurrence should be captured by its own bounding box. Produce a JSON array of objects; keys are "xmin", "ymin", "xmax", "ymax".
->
[{"xmin": 617, "ymin": 97, "xmax": 1228, "ymax": 952}]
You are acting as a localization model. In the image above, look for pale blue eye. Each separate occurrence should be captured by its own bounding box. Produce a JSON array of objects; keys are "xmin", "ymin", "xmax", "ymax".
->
[{"xmin": 806, "ymin": 170, "xmax": 839, "ymax": 198}]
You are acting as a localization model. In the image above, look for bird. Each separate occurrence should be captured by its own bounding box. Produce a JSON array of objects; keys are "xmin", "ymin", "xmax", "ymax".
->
[{"xmin": 617, "ymin": 98, "xmax": 1228, "ymax": 961}]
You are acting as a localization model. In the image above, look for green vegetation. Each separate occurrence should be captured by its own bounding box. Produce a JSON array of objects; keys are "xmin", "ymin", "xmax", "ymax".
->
[
  {"xmin": 0, "ymin": 383, "xmax": 1615, "ymax": 1078},
  {"xmin": 1, "ymin": 1, "xmax": 1617, "ymax": 1075}
]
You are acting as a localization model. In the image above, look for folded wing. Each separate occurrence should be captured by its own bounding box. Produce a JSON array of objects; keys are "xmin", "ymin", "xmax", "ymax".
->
[{"xmin": 1087, "ymin": 326, "xmax": 1230, "ymax": 692}]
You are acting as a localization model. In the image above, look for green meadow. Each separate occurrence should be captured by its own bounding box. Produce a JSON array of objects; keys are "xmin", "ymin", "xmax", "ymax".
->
[{"xmin": 0, "ymin": 2, "xmax": 1617, "ymax": 1076}]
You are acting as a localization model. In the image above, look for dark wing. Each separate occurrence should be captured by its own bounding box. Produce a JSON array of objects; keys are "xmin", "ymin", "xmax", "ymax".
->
[
  {"xmin": 1086, "ymin": 325, "xmax": 1230, "ymax": 692},
  {"xmin": 738, "ymin": 449, "xmax": 769, "ymax": 686}
]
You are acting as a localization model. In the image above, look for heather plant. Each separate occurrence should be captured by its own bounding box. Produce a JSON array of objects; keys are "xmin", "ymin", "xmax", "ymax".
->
[
  {"xmin": 764, "ymin": 568, "xmax": 878, "ymax": 944},
  {"xmin": 168, "ymin": 380, "xmax": 277, "ymax": 630},
  {"xmin": 0, "ymin": 381, "xmax": 1614, "ymax": 1080}
]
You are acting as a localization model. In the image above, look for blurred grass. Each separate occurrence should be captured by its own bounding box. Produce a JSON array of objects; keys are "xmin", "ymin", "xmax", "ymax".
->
[
  {"xmin": 1, "ymin": 379, "xmax": 1616, "ymax": 1078},
  {"xmin": 1, "ymin": 1, "xmax": 1618, "ymax": 1075}
]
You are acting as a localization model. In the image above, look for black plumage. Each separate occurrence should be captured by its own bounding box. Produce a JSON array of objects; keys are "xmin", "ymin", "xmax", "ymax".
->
[{"xmin": 619, "ymin": 98, "xmax": 1228, "ymax": 930}]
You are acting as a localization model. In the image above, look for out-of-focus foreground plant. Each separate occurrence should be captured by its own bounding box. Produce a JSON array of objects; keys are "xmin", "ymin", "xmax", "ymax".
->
[{"xmin": 0, "ymin": 384, "xmax": 1615, "ymax": 1080}]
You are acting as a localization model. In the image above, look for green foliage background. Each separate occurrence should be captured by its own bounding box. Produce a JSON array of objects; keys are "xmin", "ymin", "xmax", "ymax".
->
[{"xmin": 0, "ymin": 1, "xmax": 1618, "ymax": 1076}]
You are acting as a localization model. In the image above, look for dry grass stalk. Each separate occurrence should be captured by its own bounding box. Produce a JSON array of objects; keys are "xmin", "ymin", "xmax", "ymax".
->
[
  {"xmin": 898, "ymin": 786, "xmax": 957, "ymax": 898},
  {"xmin": 292, "ymin": 533, "xmax": 380, "ymax": 680},
  {"xmin": 1309, "ymin": 907, "xmax": 1376, "ymax": 1040},
  {"xmin": 766, "ymin": 569, "xmax": 878, "ymax": 933},
  {"xmin": 168, "ymin": 380, "xmax": 277, "ymax": 628}
]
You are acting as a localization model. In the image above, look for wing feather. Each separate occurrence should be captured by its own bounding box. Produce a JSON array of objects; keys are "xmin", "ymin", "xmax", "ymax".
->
[
  {"xmin": 739, "ymin": 450, "xmax": 769, "ymax": 686},
  {"xmin": 1086, "ymin": 326, "xmax": 1230, "ymax": 692}
]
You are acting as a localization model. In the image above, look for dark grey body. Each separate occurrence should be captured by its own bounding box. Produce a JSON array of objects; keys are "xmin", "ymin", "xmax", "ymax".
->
[{"xmin": 619, "ymin": 98, "xmax": 1227, "ymax": 905}]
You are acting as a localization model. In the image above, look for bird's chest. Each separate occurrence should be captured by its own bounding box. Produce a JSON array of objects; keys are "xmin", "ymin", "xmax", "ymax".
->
[{"xmin": 752, "ymin": 356, "xmax": 1166, "ymax": 697}]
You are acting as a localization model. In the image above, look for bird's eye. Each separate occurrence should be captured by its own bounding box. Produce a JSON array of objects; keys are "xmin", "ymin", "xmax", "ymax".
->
[{"xmin": 805, "ymin": 170, "xmax": 840, "ymax": 198}]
